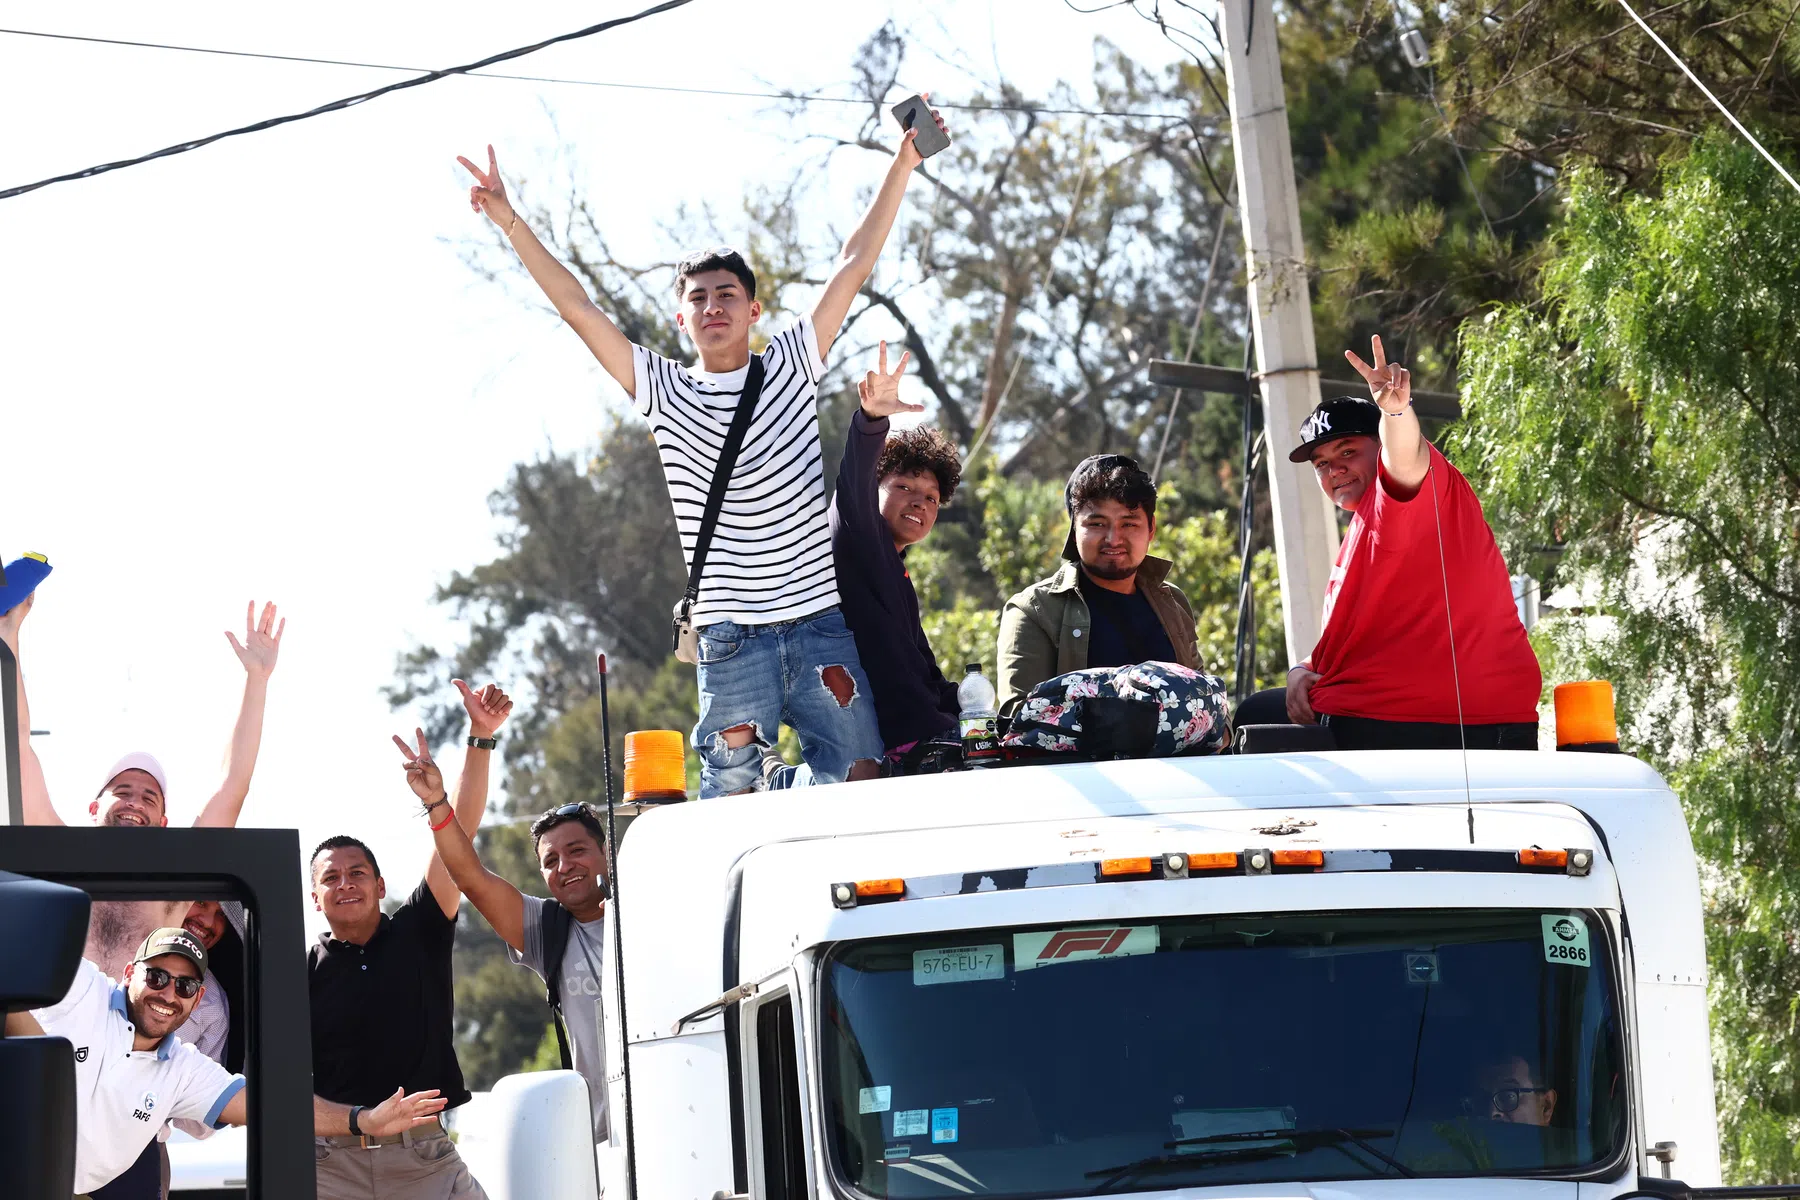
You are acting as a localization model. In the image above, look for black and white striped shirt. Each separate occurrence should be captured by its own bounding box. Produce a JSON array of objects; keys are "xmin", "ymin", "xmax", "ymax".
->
[{"xmin": 632, "ymin": 318, "xmax": 839, "ymax": 627}]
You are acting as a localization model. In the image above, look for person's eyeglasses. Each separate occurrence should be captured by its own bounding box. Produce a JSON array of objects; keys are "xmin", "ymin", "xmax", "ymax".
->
[
  {"xmin": 545, "ymin": 802, "xmax": 589, "ymax": 819},
  {"xmin": 1471, "ymin": 1086, "xmax": 1551, "ymax": 1114},
  {"xmin": 142, "ymin": 966, "xmax": 203, "ymax": 999}
]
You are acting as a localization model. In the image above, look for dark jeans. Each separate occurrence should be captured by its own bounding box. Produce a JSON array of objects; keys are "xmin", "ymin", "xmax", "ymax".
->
[
  {"xmin": 89, "ymin": 1139, "xmax": 163, "ymax": 1200},
  {"xmin": 1232, "ymin": 687, "xmax": 1538, "ymax": 751}
]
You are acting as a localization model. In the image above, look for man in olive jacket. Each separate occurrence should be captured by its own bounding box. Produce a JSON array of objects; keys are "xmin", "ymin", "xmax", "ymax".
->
[{"xmin": 997, "ymin": 454, "xmax": 1201, "ymax": 716}]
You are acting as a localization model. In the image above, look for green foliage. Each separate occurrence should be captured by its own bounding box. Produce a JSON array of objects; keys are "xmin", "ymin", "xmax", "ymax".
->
[
  {"xmin": 975, "ymin": 473, "xmax": 1067, "ymax": 602},
  {"xmin": 1451, "ymin": 135, "xmax": 1800, "ymax": 1182},
  {"xmin": 920, "ymin": 598, "xmax": 1002, "ymax": 686}
]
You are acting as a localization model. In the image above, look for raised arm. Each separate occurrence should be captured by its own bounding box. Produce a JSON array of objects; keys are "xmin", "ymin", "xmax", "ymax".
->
[
  {"xmin": 459, "ymin": 145, "xmax": 636, "ymax": 396},
  {"xmin": 835, "ymin": 342, "xmax": 922, "ymax": 541},
  {"xmin": 194, "ymin": 601, "xmax": 284, "ymax": 829},
  {"xmin": 0, "ymin": 596, "xmax": 59, "ymax": 825},
  {"xmin": 811, "ymin": 98, "xmax": 949, "ymax": 361},
  {"xmin": 1344, "ymin": 334, "xmax": 1429, "ymax": 496},
  {"xmin": 397, "ymin": 681, "xmax": 513, "ymax": 920}
]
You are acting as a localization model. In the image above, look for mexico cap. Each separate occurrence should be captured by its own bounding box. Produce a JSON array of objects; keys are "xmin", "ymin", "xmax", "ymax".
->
[
  {"xmin": 1289, "ymin": 396, "xmax": 1383, "ymax": 463},
  {"xmin": 133, "ymin": 926, "xmax": 208, "ymax": 975}
]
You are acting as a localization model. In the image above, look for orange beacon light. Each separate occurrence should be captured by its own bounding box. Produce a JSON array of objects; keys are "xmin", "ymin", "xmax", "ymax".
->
[{"xmin": 1554, "ymin": 681, "xmax": 1620, "ymax": 753}]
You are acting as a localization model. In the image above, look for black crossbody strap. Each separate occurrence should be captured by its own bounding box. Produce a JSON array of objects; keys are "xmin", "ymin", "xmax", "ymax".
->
[{"xmin": 684, "ymin": 356, "xmax": 767, "ymax": 605}]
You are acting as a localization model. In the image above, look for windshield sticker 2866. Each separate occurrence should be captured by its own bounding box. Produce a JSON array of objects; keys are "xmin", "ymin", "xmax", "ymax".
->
[{"xmin": 1541, "ymin": 913, "xmax": 1591, "ymax": 967}]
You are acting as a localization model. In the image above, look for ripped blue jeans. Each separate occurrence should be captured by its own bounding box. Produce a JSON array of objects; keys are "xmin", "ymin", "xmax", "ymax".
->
[{"xmin": 693, "ymin": 608, "xmax": 884, "ymax": 797}]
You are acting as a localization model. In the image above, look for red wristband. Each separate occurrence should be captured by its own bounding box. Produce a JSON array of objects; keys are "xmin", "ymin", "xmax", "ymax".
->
[{"xmin": 429, "ymin": 805, "xmax": 456, "ymax": 832}]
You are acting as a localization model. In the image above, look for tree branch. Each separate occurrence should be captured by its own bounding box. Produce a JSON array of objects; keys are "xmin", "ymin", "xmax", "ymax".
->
[{"xmin": 1603, "ymin": 480, "xmax": 1800, "ymax": 610}]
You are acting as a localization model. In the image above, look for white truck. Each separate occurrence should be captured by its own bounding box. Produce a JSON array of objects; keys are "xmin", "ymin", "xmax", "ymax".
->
[{"xmin": 450, "ymin": 743, "xmax": 1726, "ymax": 1199}]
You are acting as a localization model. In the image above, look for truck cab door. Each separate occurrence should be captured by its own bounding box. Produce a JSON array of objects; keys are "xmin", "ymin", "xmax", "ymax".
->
[{"xmin": 745, "ymin": 976, "xmax": 812, "ymax": 1199}]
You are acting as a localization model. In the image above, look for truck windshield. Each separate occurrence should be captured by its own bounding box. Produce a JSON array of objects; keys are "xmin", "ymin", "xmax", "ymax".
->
[{"xmin": 819, "ymin": 908, "xmax": 1626, "ymax": 1197}]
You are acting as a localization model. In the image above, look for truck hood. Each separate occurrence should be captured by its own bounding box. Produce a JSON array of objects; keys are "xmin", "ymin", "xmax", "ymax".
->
[{"xmin": 1112, "ymin": 1180, "xmax": 1583, "ymax": 1199}]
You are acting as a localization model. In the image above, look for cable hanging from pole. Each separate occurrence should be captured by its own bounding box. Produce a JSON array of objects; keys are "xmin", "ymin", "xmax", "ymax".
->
[{"xmin": 0, "ymin": 0, "xmax": 698, "ymax": 201}]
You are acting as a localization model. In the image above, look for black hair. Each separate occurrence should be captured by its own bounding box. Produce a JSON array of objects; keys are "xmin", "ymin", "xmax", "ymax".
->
[
  {"xmin": 674, "ymin": 246, "xmax": 757, "ymax": 301},
  {"xmin": 1066, "ymin": 453, "xmax": 1157, "ymax": 520},
  {"xmin": 309, "ymin": 835, "xmax": 380, "ymax": 880},
  {"xmin": 529, "ymin": 804, "xmax": 608, "ymax": 855},
  {"xmin": 877, "ymin": 426, "xmax": 963, "ymax": 504}
]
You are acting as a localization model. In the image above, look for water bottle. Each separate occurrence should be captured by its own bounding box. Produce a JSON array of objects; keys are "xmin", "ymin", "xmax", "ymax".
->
[{"xmin": 957, "ymin": 663, "xmax": 1000, "ymax": 766}]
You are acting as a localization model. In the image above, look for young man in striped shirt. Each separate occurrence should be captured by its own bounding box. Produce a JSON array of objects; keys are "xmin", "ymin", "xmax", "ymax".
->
[{"xmin": 458, "ymin": 97, "xmax": 950, "ymax": 796}]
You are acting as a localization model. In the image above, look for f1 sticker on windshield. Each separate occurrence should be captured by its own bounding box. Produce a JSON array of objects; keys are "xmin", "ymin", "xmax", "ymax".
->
[
  {"xmin": 1013, "ymin": 925, "xmax": 1158, "ymax": 971},
  {"xmin": 893, "ymin": 1109, "xmax": 930, "ymax": 1137},
  {"xmin": 912, "ymin": 944, "xmax": 1005, "ymax": 986},
  {"xmin": 859, "ymin": 1086, "xmax": 892, "ymax": 1114},
  {"xmin": 930, "ymin": 1108, "xmax": 959, "ymax": 1144},
  {"xmin": 1542, "ymin": 913, "xmax": 1592, "ymax": 967}
]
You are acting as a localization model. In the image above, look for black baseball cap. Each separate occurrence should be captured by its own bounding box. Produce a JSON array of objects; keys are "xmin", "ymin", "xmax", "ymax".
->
[
  {"xmin": 133, "ymin": 926, "xmax": 208, "ymax": 975},
  {"xmin": 1289, "ymin": 396, "xmax": 1382, "ymax": 463}
]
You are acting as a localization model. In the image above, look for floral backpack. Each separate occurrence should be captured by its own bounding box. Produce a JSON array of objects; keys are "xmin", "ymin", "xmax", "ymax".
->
[{"xmin": 1002, "ymin": 661, "xmax": 1231, "ymax": 759}]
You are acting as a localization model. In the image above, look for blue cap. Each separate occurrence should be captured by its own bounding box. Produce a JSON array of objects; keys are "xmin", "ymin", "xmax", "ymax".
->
[{"xmin": 0, "ymin": 554, "xmax": 51, "ymax": 614}]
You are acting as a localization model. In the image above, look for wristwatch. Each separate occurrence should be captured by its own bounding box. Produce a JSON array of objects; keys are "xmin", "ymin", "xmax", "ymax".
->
[
  {"xmin": 467, "ymin": 735, "xmax": 499, "ymax": 750},
  {"xmin": 348, "ymin": 1105, "xmax": 364, "ymax": 1135}
]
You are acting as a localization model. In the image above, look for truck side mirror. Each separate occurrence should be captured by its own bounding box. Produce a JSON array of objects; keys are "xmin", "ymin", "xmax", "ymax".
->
[{"xmin": 0, "ymin": 870, "xmax": 91, "ymax": 1200}]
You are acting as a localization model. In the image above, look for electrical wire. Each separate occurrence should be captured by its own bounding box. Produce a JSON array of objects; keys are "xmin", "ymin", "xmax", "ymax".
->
[
  {"xmin": 0, "ymin": 0, "xmax": 699, "ymax": 201},
  {"xmin": 0, "ymin": 24, "xmax": 1195, "ymax": 129},
  {"xmin": 1611, "ymin": 0, "xmax": 1800, "ymax": 197}
]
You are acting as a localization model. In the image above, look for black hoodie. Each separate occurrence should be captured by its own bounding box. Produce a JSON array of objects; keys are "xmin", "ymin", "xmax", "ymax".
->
[{"xmin": 829, "ymin": 410, "xmax": 960, "ymax": 749}]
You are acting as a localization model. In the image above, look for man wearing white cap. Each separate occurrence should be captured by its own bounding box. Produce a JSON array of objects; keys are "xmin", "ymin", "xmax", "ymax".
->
[
  {"xmin": 0, "ymin": 598, "xmax": 286, "ymax": 977},
  {"xmin": 7, "ymin": 927, "xmax": 446, "ymax": 1198}
]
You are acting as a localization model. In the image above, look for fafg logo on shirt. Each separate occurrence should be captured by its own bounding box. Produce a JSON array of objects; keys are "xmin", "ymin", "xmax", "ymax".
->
[{"xmin": 133, "ymin": 1090, "xmax": 158, "ymax": 1122}]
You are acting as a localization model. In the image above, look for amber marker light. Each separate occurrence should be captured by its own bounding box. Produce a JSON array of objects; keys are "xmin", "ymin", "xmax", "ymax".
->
[
  {"xmin": 1188, "ymin": 852, "xmax": 1241, "ymax": 871},
  {"xmin": 1100, "ymin": 857, "xmax": 1155, "ymax": 877},
  {"xmin": 1518, "ymin": 848, "xmax": 1569, "ymax": 868},
  {"xmin": 1272, "ymin": 849, "xmax": 1325, "ymax": 868},
  {"xmin": 854, "ymin": 878, "xmax": 905, "ymax": 898}
]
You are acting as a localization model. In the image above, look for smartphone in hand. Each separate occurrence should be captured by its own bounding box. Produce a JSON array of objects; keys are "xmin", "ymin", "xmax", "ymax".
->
[{"xmin": 890, "ymin": 94, "xmax": 950, "ymax": 160}]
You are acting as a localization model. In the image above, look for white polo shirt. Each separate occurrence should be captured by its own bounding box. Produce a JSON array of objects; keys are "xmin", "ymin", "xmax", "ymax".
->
[{"xmin": 31, "ymin": 958, "xmax": 245, "ymax": 1193}]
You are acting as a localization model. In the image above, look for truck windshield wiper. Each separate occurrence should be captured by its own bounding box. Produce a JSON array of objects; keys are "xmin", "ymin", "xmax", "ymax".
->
[
  {"xmin": 1170, "ymin": 1125, "xmax": 1413, "ymax": 1176},
  {"xmin": 1086, "ymin": 1126, "xmax": 1411, "ymax": 1192}
]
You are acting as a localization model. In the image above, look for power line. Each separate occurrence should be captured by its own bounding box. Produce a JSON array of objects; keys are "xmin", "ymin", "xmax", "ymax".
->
[
  {"xmin": 0, "ymin": 2, "xmax": 703, "ymax": 200},
  {"xmin": 0, "ymin": 25, "xmax": 1194, "ymax": 125},
  {"xmin": 1611, "ymin": 0, "xmax": 1800, "ymax": 197}
]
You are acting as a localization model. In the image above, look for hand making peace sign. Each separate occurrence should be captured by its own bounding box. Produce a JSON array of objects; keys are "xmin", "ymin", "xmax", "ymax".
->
[
  {"xmin": 858, "ymin": 340, "xmax": 922, "ymax": 420},
  {"xmin": 391, "ymin": 728, "xmax": 448, "ymax": 810},
  {"xmin": 1344, "ymin": 334, "xmax": 1412, "ymax": 416},
  {"xmin": 456, "ymin": 144, "xmax": 517, "ymax": 231}
]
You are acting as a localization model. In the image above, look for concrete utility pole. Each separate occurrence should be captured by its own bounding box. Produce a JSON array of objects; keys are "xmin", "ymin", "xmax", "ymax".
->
[{"xmin": 1219, "ymin": 0, "xmax": 1342, "ymax": 666}]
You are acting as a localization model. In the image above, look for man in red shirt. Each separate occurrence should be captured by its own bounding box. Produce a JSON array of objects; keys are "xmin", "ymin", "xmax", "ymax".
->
[{"xmin": 1238, "ymin": 335, "xmax": 1540, "ymax": 749}]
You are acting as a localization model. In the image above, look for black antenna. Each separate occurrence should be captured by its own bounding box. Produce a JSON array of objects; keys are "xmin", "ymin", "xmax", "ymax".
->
[
  {"xmin": 598, "ymin": 653, "xmax": 640, "ymax": 1197},
  {"xmin": 1, "ymin": 640, "xmax": 21, "ymax": 826},
  {"xmin": 1424, "ymin": 466, "xmax": 1475, "ymax": 843}
]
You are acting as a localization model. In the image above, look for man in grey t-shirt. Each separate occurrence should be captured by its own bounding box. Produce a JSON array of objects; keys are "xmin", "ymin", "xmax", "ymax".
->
[
  {"xmin": 510, "ymin": 891, "xmax": 608, "ymax": 1139},
  {"xmin": 427, "ymin": 796, "xmax": 611, "ymax": 1140}
]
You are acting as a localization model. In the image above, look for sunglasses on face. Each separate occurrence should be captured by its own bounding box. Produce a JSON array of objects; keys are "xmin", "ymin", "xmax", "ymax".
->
[
  {"xmin": 142, "ymin": 965, "xmax": 203, "ymax": 999},
  {"xmin": 1466, "ymin": 1085, "xmax": 1550, "ymax": 1114}
]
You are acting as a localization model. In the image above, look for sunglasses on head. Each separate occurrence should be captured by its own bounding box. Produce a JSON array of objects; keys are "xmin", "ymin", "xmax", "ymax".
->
[
  {"xmin": 141, "ymin": 965, "xmax": 203, "ymax": 999},
  {"xmin": 546, "ymin": 802, "xmax": 589, "ymax": 819}
]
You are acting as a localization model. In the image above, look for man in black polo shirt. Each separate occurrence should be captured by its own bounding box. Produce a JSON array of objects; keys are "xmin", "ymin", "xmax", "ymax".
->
[{"xmin": 308, "ymin": 681, "xmax": 511, "ymax": 1200}]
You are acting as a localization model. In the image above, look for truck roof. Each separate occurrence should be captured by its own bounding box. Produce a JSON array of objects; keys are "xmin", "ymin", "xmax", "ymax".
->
[{"xmin": 615, "ymin": 749, "xmax": 1699, "ymax": 1045}]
